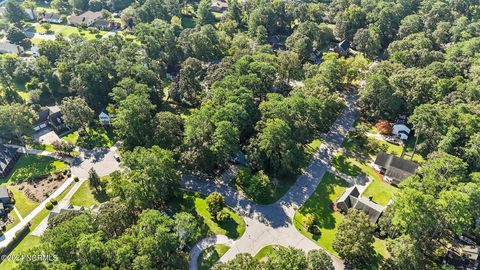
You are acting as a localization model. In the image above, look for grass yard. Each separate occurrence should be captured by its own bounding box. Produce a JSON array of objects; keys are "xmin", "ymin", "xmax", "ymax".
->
[
  {"xmin": 172, "ymin": 191, "xmax": 246, "ymax": 239},
  {"xmin": 5, "ymin": 210, "xmax": 20, "ymax": 231},
  {"xmin": 293, "ymin": 173, "xmax": 388, "ymax": 261},
  {"xmin": 198, "ymin": 244, "xmax": 229, "ymax": 270},
  {"xmin": 70, "ymin": 180, "xmax": 108, "ymax": 207},
  {"xmin": 10, "ymin": 187, "xmax": 39, "ymax": 217},
  {"xmin": 76, "ymin": 127, "xmax": 115, "ymax": 149},
  {"xmin": 254, "ymin": 245, "xmax": 283, "ymax": 261},
  {"xmin": 4, "ymin": 155, "xmax": 68, "ymax": 184},
  {"xmin": 332, "ymin": 153, "xmax": 398, "ymax": 206},
  {"xmin": 293, "ymin": 173, "xmax": 348, "ymax": 255}
]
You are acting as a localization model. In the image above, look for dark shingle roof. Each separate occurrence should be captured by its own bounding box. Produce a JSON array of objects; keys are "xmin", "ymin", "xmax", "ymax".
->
[
  {"xmin": 336, "ymin": 186, "xmax": 384, "ymax": 223},
  {"xmin": 374, "ymin": 151, "xmax": 419, "ymax": 182},
  {"xmin": 338, "ymin": 40, "xmax": 350, "ymax": 51}
]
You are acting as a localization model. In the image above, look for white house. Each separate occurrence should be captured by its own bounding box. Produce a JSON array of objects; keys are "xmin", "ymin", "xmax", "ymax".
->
[
  {"xmin": 392, "ymin": 123, "xmax": 410, "ymax": 140},
  {"xmin": 99, "ymin": 111, "xmax": 110, "ymax": 126}
]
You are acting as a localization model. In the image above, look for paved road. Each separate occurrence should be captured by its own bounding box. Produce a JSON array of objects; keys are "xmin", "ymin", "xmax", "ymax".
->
[
  {"xmin": 182, "ymin": 92, "xmax": 358, "ymax": 269},
  {"xmin": 189, "ymin": 235, "xmax": 235, "ymax": 270}
]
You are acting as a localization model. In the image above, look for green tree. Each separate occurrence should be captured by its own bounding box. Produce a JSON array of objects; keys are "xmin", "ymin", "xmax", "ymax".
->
[
  {"xmin": 169, "ymin": 57, "xmax": 204, "ymax": 107},
  {"xmin": 359, "ymin": 74, "xmax": 403, "ymax": 121},
  {"xmin": 265, "ymin": 246, "xmax": 307, "ymax": 270},
  {"xmin": 112, "ymin": 93, "xmax": 155, "ymax": 149},
  {"xmin": 4, "ymin": 0, "xmax": 28, "ymax": 26},
  {"xmin": 206, "ymin": 192, "xmax": 225, "ymax": 219},
  {"xmin": 88, "ymin": 168, "xmax": 101, "ymax": 191},
  {"xmin": 306, "ymin": 249, "xmax": 334, "ymax": 270},
  {"xmin": 0, "ymin": 104, "xmax": 34, "ymax": 143},
  {"xmin": 196, "ymin": 0, "xmax": 214, "ymax": 25},
  {"xmin": 60, "ymin": 96, "xmax": 94, "ymax": 130},
  {"xmin": 96, "ymin": 198, "xmax": 136, "ymax": 239},
  {"xmin": 153, "ymin": 111, "xmax": 183, "ymax": 150},
  {"xmin": 120, "ymin": 146, "xmax": 179, "ymax": 209},
  {"xmin": 332, "ymin": 209, "xmax": 375, "ymax": 267},
  {"xmin": 247, "ymin": 170, "xmax": 272, "ymax": 200},
  {"xmin": 174, "ymin": 212, "xmax": 201, "ymax": 247},
  {"xmin": 247, "ymin": 118, "xmax": 305, "ymax": 176},
  {"xmin": 353, "ymin": 27, "xmax": 382, "ymax": 57},
  {"xmin": 213, "ymin": 253, "xmax": 261, "ymax": 270}
]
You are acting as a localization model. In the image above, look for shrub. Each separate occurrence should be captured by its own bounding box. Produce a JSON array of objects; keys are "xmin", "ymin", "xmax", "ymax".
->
[
  {"xmin": 50, "ymin": 199, "xmax": 58, "ymax": 205},
  {"xmin": 236, "ymin": 167, "xmax": 252, "ymax": 188},
  {"xmin": 246, "ymin": 171, "xmax": 272, "ymax": 199},
  {"xmin": 45, "ymin": 202, "xmax": 53, "ymax": 210},
  {"xmin": 375, "ymin": 120, "xmax": 393, "ymax": 135},
  {"xmin": 304, "ymin": 213, "xmax": 320, "ymax": 234},
  {"xmin": 216, "ymin": 209, "xmax": 230, "ymax": 222},
  {"xmin": 74, "ymin": 176, "xmax": 79, "ymax": 182}
]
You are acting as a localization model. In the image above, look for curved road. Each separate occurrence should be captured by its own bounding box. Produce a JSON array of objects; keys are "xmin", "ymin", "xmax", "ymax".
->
[{"xmin": 182, "ymin": 92, "xmax": 358, "ymax": 269}]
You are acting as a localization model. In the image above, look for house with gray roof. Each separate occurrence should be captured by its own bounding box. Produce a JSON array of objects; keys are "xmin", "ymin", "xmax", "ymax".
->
[
  {"xmin": 336, "ymin": 186, "xmax": 384, "ymax": 223},
  {"xmin": 0, "ymin": 186, "xmax": 12, "ymax": 217},
  {"xmin": 32, "ymin": 106, "xmax": 68, "ymax": 133},
  {"xmin": 0, "ymin": 42, "xmax": 24, "ymax": 55},
  {"xmin": 373, "ymin": 151, "xmax": 419, "ymax": 185},
  {"xmin": 0, "ymin": 145, "xmax": 20, "ymax": 179},
  {"xmin": 68, "ymin": 11, "xmax": 102, "ymax": 27}
]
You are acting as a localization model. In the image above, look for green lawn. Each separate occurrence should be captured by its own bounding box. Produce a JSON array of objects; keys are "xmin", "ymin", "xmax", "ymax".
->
[
  {"xmin": 172, "ymin": 191, "xmax": 246, "ymax": 239},
  {"xmin": 4, "ymin": 155, "xmax": 68, "ymax": 184},
  {"xmin": 254, "ymin": 245, "xmax": 284, "ymax": 261},
  {"xmin": 198, "ymin": 244, "xmax": 229, "ymax": 270},
  {"xmin": 5, "ymin": 210, "xmax": 20, "ymax": 231},
  {"xmin": 293, "ymin": 173, "xmax": 388, "ymax": 260},
  {"xmin": 332, "ymin": 153, "xmax": 398, "ymax": 206},
  {"xmin": 304, "ymin": 138, "xmax": 322, "ymax": 159},
  {"xmin": 293, "ymin": 173, "xmax": 348, "ymax": 255},
  {"xmin": 70, "ymin": 180, "xmax": 108, "ymax": 207},
  {"xmin": 10, "ymin": 188, "xmax": 40, "ymax": 217}
]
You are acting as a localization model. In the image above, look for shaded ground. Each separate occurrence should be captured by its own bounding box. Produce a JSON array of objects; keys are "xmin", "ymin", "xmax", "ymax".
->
[
  {"xmin": 171, "ymin": 191, "xmax": 246, "ymax": 239},
  {"xmin": 198, "ymin": 244, "xmax": 229, "ymax": 270}
]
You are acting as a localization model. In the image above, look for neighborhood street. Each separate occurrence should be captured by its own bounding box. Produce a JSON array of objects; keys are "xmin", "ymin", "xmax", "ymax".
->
[{"xmin": 182, "ymin": 92, "xmax": 359, "ymax": 269}]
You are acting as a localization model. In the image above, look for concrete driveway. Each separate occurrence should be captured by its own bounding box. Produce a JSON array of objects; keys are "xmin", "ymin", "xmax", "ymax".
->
[{"xmin": 33, "ymin": 129, "xmax": 61, "ymax": 145}]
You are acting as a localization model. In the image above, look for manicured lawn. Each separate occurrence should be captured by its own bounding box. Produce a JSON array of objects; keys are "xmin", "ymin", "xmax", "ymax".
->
[
  {"xmin": 70, "ymin": 180, "xmax": 108, "ymax": 207},
  {"xmin": 5, "ymin": 210, "xmax": 20, "ymax": 231},
  {"xmin": 10, "ymin": 188, "xmax": 39, "ymax": 217},
  {"xmin": 293, "ymin": 173, "xmax": 348, "ymax": 255},
  {"xmin": 172, "ymin": 191, "xmax": 246, "ymax": 239},
  {"xmin": 198, "ymin": 244, "xmax": 229, "ymax": 270},
  {"xmin": 293, "ymin": 173, "xmax": 389, "ymax": 260},
  {"xmin": 373, "ymin": 138, "xmax": 425, "ymax": 163},
  {"xmin": 332, "ymin": 153, "xmax": 398, "ymax": 206},
  {"xmin": 254, "ymin": 245, "xmax": 283, "ymax": 261},
  {"xmin": 5, "ymin": 155, "xmax": 68, "ymax": 184}
]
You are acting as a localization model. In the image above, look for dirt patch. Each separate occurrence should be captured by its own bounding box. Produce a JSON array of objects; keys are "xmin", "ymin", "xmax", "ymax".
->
[{"xmin": 13, "ymin": 171, "xmax": 70, "ymax": 202}]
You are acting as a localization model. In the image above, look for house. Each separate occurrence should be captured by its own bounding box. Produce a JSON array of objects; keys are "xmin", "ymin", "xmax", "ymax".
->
[
  {"xmin": 38, "ymin": 11, "xmax": 62, "ymax": 24},
  {"xmin": 211, "ymin": 0, "xmax": 228, "ymax": 12},
  {"xmin": 392, "ymin": 123, "xmax": 411, "ymax": 140},
  {"xmin": 309, "ymin": 50, "xmax": 323, "ymax": 64},
  {"xmin": 69, "ymin": 11, "xmax": 102, "ymax": 27},
  {"xmin": 94, "ymin": 19, "xmax": 121, "ymax": 31},
  {"xmin": 336, "ymin": 186, "xmax": 384, "ymax": 223},
  {"xmin": 0, "ymin": 186, "xmax": 12, "ymax": 216},
  {"xmin": 98, "ymin": 110, "xmax": 111, "ymax": 126},
  {"xmin": 445, "ymin": 237, "xmax": 479, "ymax": 270},
  {"xmin": 48, "ymin": 204, "xmax": 85, "ymax": 222},
  {"xmin": 32, "ymin": 106, "xmax": 68, "ymax": 133},
  {"xmin": 0, "ymin": 145, "xmax": 20, "ymax": 179},
  {"xmin": 373, "ymin": 151, "xmax": 419, "ymax": 185},
  {"xmin": 335, "ymin": 40, "xmax": 350, "ymax": 57},
  {"xmin": 0, "ymin": 42, "xmax": 24, "ymax": 55}
]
